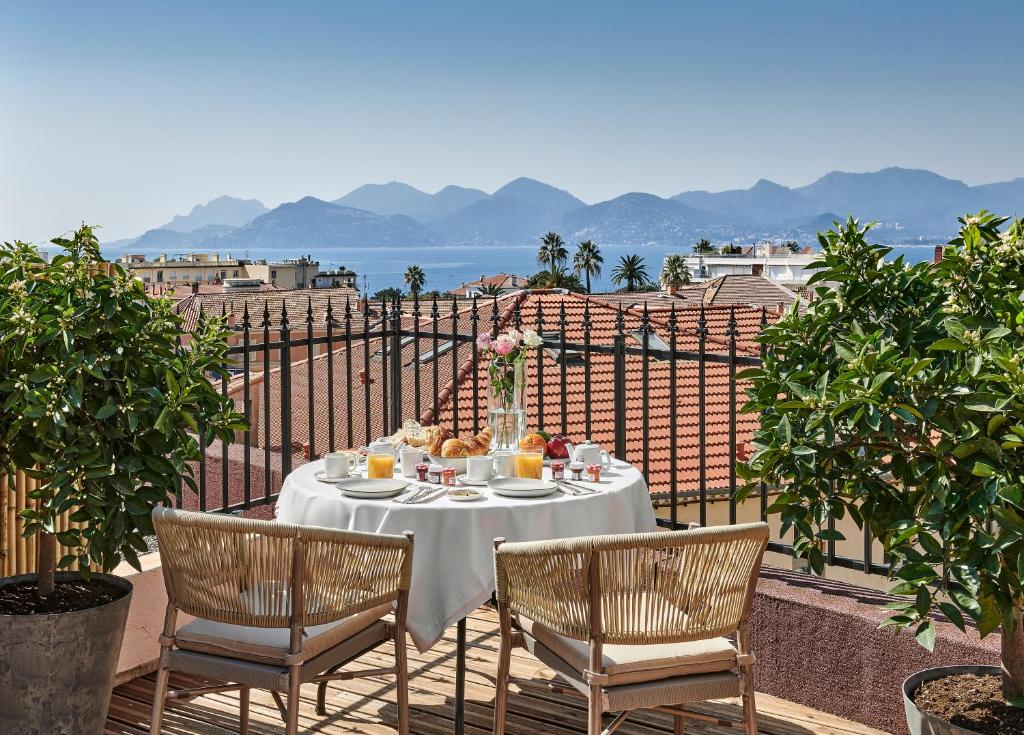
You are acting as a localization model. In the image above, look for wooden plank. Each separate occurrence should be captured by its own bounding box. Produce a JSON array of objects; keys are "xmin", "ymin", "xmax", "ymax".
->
[{"xmin": 105, "ymin": 606, "xmax": 889, "ymax": 735}]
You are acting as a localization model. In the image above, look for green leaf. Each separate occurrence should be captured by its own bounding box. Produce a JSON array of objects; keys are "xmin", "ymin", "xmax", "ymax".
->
[
  {"xmin": 95, "ymin": 403, "xmax": 117, "ymax": 420},
  {"xmin": 929, "ymin": 338, "xmax": 968, "ymax": 351},
  {"xmin": 915, "ymin": 621, "xmax": 936, "ymax": 652}
]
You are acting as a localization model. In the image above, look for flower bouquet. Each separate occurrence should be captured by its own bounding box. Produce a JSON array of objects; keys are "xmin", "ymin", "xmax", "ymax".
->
[{"xmin": 477, "ymin": 328, "xmax": 543, "ymax": 451}]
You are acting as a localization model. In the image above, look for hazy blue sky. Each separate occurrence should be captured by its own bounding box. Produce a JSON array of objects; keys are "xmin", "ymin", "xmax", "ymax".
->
[{"xmin": 3, "ymin": 1, "xmax": 1023, "ymax": 241}]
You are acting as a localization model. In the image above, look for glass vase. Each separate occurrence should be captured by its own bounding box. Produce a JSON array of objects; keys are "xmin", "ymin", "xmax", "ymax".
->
[{"xmin": 487, "ymin": 355, "xmax": 526, "ymax": 452}]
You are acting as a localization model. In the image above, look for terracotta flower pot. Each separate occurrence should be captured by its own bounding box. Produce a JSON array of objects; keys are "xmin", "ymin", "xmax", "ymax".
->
[
  {"xmin": 0, "ymin": 572, "xmax": 133, "ymax": 735},
  {"xmin": 902, "ymin": 665, "xmax": 999, "ymax": 735}
]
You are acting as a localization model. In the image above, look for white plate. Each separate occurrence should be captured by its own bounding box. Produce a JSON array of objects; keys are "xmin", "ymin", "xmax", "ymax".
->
[
  {"xmin": 446, "ymin": 488, "xmax": 485, "ymax": 502},
  {"xmin": 336, "ymin": 478, "xmax": 408, "ymax": 499},
  {"xmin": 488, "ymin": 477, "xmax": 559, "ymax": 498},
  {"xmin": 456, "ymin": 475, "xmax": 489, "ymax": 486}
]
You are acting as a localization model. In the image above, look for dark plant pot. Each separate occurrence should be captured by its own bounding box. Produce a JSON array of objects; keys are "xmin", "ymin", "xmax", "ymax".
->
[
  {"xmin": 903, "ymin": 665, "xmax": 1000, "ymax": 735},
  {"xmin": 0, "ymin": 572, "xmax": 133, "ymax": 735}
]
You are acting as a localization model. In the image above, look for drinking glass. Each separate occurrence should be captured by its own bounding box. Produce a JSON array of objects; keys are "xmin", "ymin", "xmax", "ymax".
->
[
  {"xmin": 514, "ymin": 447, "xmax": 544, "ymax": 480},
  {"xmin": 367, "ymin": 444, "xmax": 396, "ymax": 479}
]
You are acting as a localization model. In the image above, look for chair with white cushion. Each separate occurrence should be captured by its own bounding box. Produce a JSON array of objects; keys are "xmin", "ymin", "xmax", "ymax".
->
[
  {"xmin": 492, "ymin": 522, "xmax": 768, "ymax": 735},
  {"xmin": 149, "ymin": 508, "xmax": 414, "ymax": 735}
]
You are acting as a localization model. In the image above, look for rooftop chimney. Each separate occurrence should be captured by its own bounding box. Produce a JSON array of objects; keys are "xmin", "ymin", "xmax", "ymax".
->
[{"xmin": 933, "ymin": 245, "xmax": 943, "ymax": 264}]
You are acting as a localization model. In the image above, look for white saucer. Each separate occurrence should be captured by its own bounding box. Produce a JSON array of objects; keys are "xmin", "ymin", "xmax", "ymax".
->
[
  {"xmin": 456, "ymin": 475, "xmax": 489, "ymax": 486},
  {"xmin": 336, "ymin": 478, "xmax": 408, "ymax": 499},
  {"xmin": 315, "ymin": 470, "xmax": 353, "ymax": 483},
  {"xmin": 446, "ymin": 488, "xmax": 485, "ymax": 502}
]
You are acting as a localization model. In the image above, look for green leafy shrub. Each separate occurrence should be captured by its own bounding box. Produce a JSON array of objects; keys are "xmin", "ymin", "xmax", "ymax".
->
[
  {"xmin": 0, "ymin": 226, "xmax": 246, "ymax": 594},
  {"xmin": 740, "ymin": 213, "xmax": 1024, "ymax": 694}
]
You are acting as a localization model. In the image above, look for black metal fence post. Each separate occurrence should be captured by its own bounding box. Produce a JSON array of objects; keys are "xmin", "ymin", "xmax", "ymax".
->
[
  {"xmin": 390, "ymin": 296, "xmax": 403, "ymax": 432},
  {"xmin": 612, "ymin": 305, "xmax": 627, "ymax": 460}
]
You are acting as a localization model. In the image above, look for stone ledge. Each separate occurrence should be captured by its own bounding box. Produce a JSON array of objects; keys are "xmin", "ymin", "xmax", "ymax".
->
[{"xmin": 750, "ymin": 567, "xmax": 1000, "ymax": 735}]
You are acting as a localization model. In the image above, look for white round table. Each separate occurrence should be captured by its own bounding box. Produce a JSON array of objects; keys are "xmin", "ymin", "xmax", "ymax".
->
[{"xmin": 275, "ymin": 459, "xmax": 658, "ymax": 652}]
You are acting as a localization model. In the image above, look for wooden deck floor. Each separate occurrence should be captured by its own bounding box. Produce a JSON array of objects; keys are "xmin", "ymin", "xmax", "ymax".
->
[{"xmin": 105, "ymin": 606, "xmax": 889, "ymax": 735}]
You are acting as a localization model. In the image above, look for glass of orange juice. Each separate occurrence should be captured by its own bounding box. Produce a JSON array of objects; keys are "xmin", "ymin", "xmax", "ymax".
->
[
  {"xmin": 367, "ymin": 439, "xmax": 396, "ymax": 479},
  {"xmin": 514, "ymin": 447, "xmax": 544, "ymax": 480}
]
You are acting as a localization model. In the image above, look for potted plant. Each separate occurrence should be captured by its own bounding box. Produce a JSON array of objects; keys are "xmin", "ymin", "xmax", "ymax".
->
[
  {"xmin": 0, "ymin": 226, "xmax": 245, "ymax": 733},
  {"xmin": 739, "ymin": 213, "xmax": 1024, "ymax": 734},
  {"xmin": 660, "ymin": 254, "xmax": 692, "ymax": 295}
]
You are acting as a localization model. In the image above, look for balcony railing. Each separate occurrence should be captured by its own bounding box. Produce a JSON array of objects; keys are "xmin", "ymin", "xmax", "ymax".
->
[{"xmin": 183, "ymin": 290, "xmax": 887, "ymax": 577}]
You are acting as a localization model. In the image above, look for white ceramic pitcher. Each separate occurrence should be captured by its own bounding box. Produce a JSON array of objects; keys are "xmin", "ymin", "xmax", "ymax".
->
[{"xmin": 572, "ymin": 439, "xmax": 612, "ymax": 469}]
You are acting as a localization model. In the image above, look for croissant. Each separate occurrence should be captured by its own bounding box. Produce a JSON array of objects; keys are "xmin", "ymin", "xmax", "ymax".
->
[
  {"xmin": 464, "ymin": 426, "xmax": 493, "ymax": 456},
  {"xmin": 424, "ymin": 425, "xmax": 452, "ymax": 457},
  {"xmin": 441, "ymin": 438, "xmax": 471, "ymax": 458}
]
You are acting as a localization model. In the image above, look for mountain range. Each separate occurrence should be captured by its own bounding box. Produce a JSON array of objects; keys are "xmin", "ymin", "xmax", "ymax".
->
[{"xmin": 104, "ymin": 168, "xmax": 1024, "ymax": 255}]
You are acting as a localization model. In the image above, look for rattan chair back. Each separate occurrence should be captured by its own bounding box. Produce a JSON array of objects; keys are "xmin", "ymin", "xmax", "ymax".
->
[{"xmin": 153, "ymin": 508, "xmax": 413, "ymax": 628}]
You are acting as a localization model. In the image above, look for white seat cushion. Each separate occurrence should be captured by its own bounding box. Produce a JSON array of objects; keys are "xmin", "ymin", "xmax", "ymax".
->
[
  {"xmin": 518, "ymin": 615, "xmax": 738, "ymax": 686},
  {"xmin": 175, "ymin": 603, "xmax": 391, "ymax": 665}
]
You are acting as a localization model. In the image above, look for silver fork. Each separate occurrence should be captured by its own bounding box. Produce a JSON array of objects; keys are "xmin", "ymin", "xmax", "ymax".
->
[
  {"xmin": 395, "ymin": 484, "xmax": 434, "ymax": 504},
  {"xmin": 409, "ymin": 487, "xmax": 447, "ymax": 504}
]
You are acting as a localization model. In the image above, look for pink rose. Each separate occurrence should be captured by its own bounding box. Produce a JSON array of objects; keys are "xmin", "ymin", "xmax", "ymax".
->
[
  {"xmin": 476, "ymin": 333, "xmax": 492, "ymax": 350},
  {"xmin": 493, "ymin": 337, "xmax": 514, "ymax": 356}
]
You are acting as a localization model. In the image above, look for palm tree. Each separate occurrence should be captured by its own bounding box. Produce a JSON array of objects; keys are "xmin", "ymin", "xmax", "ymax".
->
[
  {"xmin": 478, "ymin": 283, "xmax": 503, "ymax": 297},
  {"xmin": 526, "ymin": 265, "xmax": 584, "ymax": 293},
  {"xmin": 403, "ymin": 265, "xmax": 425, "ymax": 295},
  {"xmin": 693, "ymin": 238, "xmax": 716, "ymax": 255},
  {"xmin": 537, "ymin": 232, "xmax": 567, "ymax": 278},
  {"xmin": 611, "ymin": 254, "xmax": 651, "ymax": 292},
  {"xmin": 572, "ymin": 240, "xmax": 603, "ymax": 293},
  {"xmin": 660, "ymin": 254, "xmax": 691, "ymax": 293}
]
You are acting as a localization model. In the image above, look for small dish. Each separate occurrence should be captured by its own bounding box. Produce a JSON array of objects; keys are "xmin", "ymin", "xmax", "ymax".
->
[{"xmin": 446, "ymin": 488, "xmax": 484, "ymax": 502}]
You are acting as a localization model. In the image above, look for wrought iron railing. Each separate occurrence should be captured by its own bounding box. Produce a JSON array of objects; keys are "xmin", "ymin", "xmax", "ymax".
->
[{"xmin": 183, "ymin": 291, "xmax": 887, "ymax": 576}]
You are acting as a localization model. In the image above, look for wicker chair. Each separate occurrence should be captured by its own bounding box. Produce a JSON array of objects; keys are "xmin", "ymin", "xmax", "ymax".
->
[
  {"xmin": 149, "ymin": 508, "xmax": 414, "ymax": 735},
  {"xmin": 493, "ymin": 522, "xmax": 769, "ymax": 735}
]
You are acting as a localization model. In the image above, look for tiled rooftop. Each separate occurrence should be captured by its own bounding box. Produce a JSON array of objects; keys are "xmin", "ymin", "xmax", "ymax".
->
[{"xmin": 175, "ymin": 286, "xmax": 366, "ymax": 332}]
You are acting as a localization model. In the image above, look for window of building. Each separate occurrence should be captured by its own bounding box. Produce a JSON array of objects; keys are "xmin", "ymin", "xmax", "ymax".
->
[
  {"xmin": 270, "ymin": 270, "xmax": 278, "ymax": 281},
  {"xmin": 156, "ymin": 270, "xmax": 163, "ymax": 282},
  {"xmin": 233, "ymin": 269, "xmax": 239, "ymax": 277},
  {"xmin": 629, "ymin": 328, "xmax": 671, "ymax": 354}
]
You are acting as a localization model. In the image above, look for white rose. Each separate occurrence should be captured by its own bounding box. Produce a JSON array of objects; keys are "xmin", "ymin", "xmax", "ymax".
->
[
  {"xmin": 522, "ymin": 329, "xmax": 542, "ymax": 348},
  {"xmin": 505, "ymin": 328, "xmax": 522, "ymax": 345}
]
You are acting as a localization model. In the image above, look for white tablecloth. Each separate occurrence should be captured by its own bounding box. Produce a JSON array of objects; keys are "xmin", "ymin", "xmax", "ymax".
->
[{"xmin": 275, "ymin": 460, "xmax": 657, "ymax": 651}]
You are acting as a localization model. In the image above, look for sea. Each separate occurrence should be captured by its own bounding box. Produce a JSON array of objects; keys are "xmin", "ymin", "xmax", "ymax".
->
[{"xmin": 252, "ymin": 242, "xmax": 941, "ymax": 295}]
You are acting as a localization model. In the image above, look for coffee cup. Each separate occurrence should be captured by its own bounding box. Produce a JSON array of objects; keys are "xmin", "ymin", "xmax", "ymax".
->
[
  {"xmin": 400, "ymin": 446, "xmax": 426, "ymax": 479},
  {"xmin": 466, "ymin": 455, "xmax": 493, "ymax": 482},
  {"xmin": 492, "ymin": 450, "xmax": 515, "ymax": 478},
  {"xmin": 324, "ymin": 451, "xmax": 358, "ymax": 479}
]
